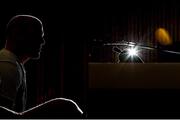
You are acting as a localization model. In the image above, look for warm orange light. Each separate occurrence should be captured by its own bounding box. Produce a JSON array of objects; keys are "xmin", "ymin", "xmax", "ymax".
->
[{"xmin": 155, "ymin": 28, "xmax": 172, "ymax": 45}]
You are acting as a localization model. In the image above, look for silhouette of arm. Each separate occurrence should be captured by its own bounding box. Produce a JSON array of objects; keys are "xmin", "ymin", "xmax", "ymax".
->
[
  {"xmin": 0, "ymin": 97, "xmax": 84, "ymax": 119},
  {"xmin": 0, "ymin": 62, "xmax": 20, "ymax": 111},
  {"xmin": 21, "ymin": 98, "xmax": 84, "ymax": 118}
]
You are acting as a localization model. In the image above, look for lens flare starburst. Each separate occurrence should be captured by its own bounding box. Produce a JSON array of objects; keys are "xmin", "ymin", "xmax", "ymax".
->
[{"xmin": 127, "ymin": 47, "xmax": 138, "ymax": 57}]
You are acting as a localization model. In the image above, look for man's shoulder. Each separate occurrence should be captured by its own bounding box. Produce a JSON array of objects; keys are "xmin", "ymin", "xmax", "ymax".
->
[
  {"xmin": 0, "ymin": 50, "xmax": 21, "ymax": 81},
  {"xmin": 0, "ymin": 49, "xmax": 20, "ymax": 73},
  {"xmin": 0, "ymin": 48, "xmax": 18, "ymax": 65},
  {"xmin": 0, "ymin": 60, "xmax": 19, "ymax": 74}
]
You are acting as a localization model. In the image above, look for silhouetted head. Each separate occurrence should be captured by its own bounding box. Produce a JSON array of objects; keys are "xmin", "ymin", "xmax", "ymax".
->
[{"xmin": 5, "ymin": 15, "xmax": 45, "ymax": 61}]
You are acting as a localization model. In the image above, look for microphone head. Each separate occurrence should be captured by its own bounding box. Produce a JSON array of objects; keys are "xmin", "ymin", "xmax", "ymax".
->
[{"xmin": 113, "ymin": 46, "xmax": 122, "ymax": 53}]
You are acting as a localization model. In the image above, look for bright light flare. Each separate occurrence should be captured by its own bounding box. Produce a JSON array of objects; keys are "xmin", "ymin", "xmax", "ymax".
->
[{"xmin": 127, "ymin": 47, "xmax": 138, "ymax": 57}]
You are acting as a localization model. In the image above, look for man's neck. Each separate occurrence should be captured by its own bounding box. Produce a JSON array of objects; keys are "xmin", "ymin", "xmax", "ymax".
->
[
  {"xmin": 18, "ymin": 56, "xmax": 30, "ymax": 64},
  {"xmin": 4, "ymin": 47, "xmax": 30, "ymax": 64}
]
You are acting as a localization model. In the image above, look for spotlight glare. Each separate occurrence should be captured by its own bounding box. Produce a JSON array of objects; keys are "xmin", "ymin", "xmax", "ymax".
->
[{"xmin": 127, "ymin": 47, "xmax": 138, "ymax": 57}]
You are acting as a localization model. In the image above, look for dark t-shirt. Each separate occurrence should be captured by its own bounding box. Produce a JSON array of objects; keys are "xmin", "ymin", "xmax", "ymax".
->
[{"xmin": 0, "ymin": 48, "xmax": 26, "ymax": 112}]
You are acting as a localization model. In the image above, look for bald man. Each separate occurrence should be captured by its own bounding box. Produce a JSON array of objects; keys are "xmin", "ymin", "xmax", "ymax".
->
[
  {"xmin": 0, "ymin": 15, "xmax": 45, "ymax": 112},
  {"xmin": 0, "ymin": 15, "xmax": 84, "ymax": 119}
]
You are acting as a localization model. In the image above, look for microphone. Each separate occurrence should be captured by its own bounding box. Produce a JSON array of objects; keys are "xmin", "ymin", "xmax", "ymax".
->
[{"xmin": 112, "ymin": 46, "xmax": 122, "ymax": 53}]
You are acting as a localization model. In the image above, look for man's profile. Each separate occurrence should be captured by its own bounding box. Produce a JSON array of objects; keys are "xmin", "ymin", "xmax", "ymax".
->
[
  {"xmin": 0, "ymin": 15, "xmax": 83, "ymax": 118},
  {"xmin": 0, "ymin": 15, "xmax": 45, "ymax": 112}
]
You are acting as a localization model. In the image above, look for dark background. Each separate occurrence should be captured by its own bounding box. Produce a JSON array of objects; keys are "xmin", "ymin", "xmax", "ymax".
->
[{"xmin": 0, "ymin": 0, "xmax": 180, "ymax": 118}]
